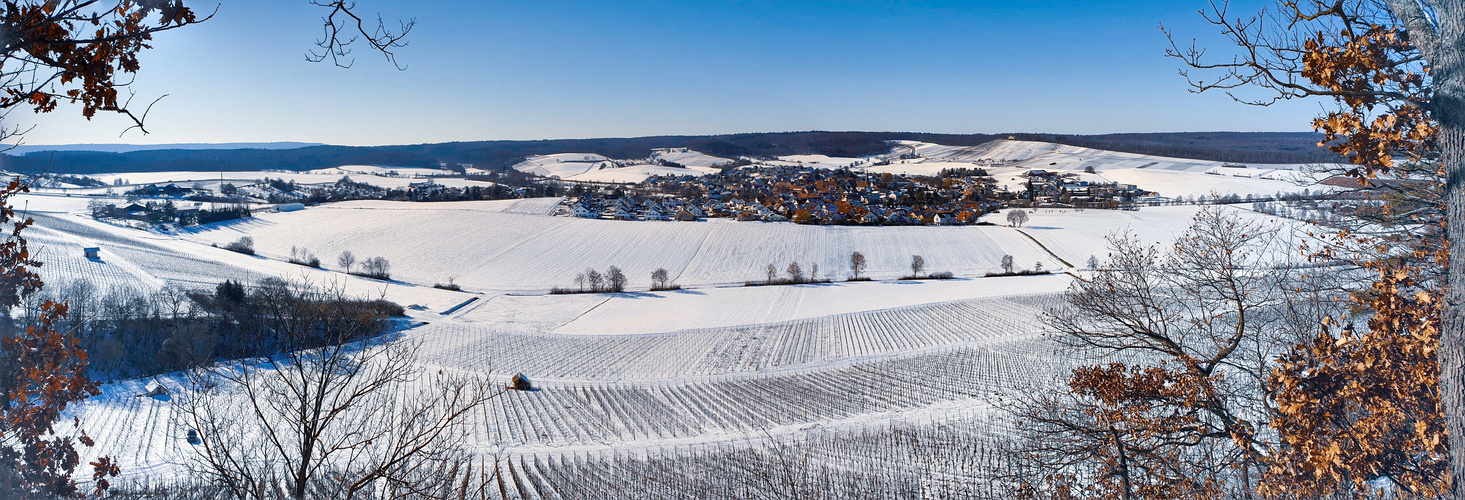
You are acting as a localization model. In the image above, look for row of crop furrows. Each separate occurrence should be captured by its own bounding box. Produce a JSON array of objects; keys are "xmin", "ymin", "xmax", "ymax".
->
[
  {"xmin": 29, "ymin": 231, "xmax": 160, "ymax": 291},
  {"xmin": 413, "ymin": 292, "xmax": 1064, "ymax": 383},
  {"xmin": 29, "ymin": 217, "xmax": 266, "ymax": 290},
  {"xmin": 476, "ymin": 420, "xmax": 1021, "ymax": 500},
  {"xmin": 65, "ymin": 382, "xmax": 185, "ymax": 480},
  {"xmin": 62, "ymin": 300, "xmax": 1064, "ymax": 478},
  {"xmin": 464, "ymin": 340, "xmax": 1061, "ymax": 449},
  {"xmin": 65, "ymin": 293, "xmax": 1061, "ymax": 479}
]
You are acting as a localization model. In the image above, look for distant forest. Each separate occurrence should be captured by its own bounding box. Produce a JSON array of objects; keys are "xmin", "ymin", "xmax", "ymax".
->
[{"xmin": 0, "ymin": 131, "xmax": 1339, "ymax": 174}]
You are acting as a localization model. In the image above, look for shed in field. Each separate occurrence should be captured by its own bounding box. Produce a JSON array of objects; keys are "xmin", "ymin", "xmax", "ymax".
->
[
  {"xmin": 509, "ymin": 373, "xmax": 532, "ymax": 391},
  {"xmin": 83, "ymin": 247, "xmax": 100, "ymax": 259},
  {"xmin": 142, "ymin": 381, "xmax": 171, "ymax": 401},
  {"xmin": 278, "ymin": 202, "xmax": 305, "ymax": 212}
]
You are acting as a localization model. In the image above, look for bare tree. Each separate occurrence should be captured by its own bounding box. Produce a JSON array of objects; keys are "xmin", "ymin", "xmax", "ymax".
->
[
  {"xmin": 607, "ymin": 266, "xmax": 627, "ymax": 293},
  {"xmin": 850, "ymin": 251, "xmax": 866, "ymax": 280},
  {"xmin": 587, "ymin": 268, "xmax": 604, "ymax": 292},
  {"xmin": 1008, "ymin": 208, "xmax": 1308, "ymax": 497},
  {"xmin": 574, "ymin": 272, "xmax": 586, "ymax": 292},
  {"xmin": 1163, "ymin": 1, "xmax": 1465, "ymax": 488},
  {"xmin": 225, "ymin": 236, "xmax": 255, "ymax": 255},
  {"xmin": 1006, "ymin": 209, "xmax": 1029, "ymax": 227},
  {"xmin": 787, "ymin": 262, "xmax": 804, "ymax": 284},
  {"xmin": 1086, "ymin": 254, "xmax": 1099, "ymax": 270},
  {"xmin": 766, "ymin": 264, "xmax": 777, "ymax": 284},
  {"xmin": 810, "ymin": 262, "xmax": 819, "ymax": 282},
  {"xmin": 337, "ymin": 250, "xmax": 356, "ymax": 274},
  {"xmin": 289, "ymin": 246, "xmax": 320, "ymax": 268},
  {"xmin": 176, "ymin": 281, "xmax": 496, "ymax": 500},
  {"xmin": 308, "ymin": 1, "xmax": 416, "ymax": 70},
  {"xmin": 651, "ymin": 268, "xmax": 669, "ymax": 290},
  {"xmin": 358, "ymin": 256, "xmax": 391, "ymax": 280},
  {"xmin": 910, "ymin": 255, "xmax": 924, "ymax": 278},
  {"xmin": 1000, "ymin": 254, "xmax": 1014, "ymax": 275}
]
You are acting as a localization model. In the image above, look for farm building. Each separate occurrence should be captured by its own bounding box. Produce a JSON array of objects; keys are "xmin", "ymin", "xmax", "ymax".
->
[
  {"xmin": 509, "ymin": 373, "xmax": 532, "ymax": 391},
  {"xmin": 141, "ymin": 381, "xmax": 170, "ymax": 400}
]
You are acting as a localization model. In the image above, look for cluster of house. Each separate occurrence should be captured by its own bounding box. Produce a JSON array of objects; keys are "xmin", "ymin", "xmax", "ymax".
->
[
  {"xmin": 1018, "ymin": 170, "xmax": 1151, "ymax": 207},
  {"xmin": 566, "ymin": 196, "xmax": 713, "ymax": 221},
  {"xmin": 563, "ymin": 166, "xmax": 1005, "ymax": 225},
  {"xmin": 124, "ymin": 183, "xmax": 198, "ymax": 198},
  {"xmin": 88, "ymin": 198, "xmax": 252, "ymax": 226}
]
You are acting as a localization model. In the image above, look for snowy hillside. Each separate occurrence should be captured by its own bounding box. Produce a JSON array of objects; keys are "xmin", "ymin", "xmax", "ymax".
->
[
  {"xmin": 774, "ymin": 154, "xmax": 869, "ymax": 168},
  {"xmin": 650, "ymin": 148, "xmax": 731, "ymax": 168},
  {"xmin": 862, "ymin": 139, "xmax": 1337, "ymax": 198},
  {"xmin": 174, "ymin": 199, "xmax": 1078, "ymax": 292},
  {"xmin": 511, "ymin": 153, "xmax": 614, "ymax": 178},
  {"xmin": 514, "ymin": 150, "xmax": 724, "ymax": 183},
  {"xmin": 10, "ymin": 147, "xmax": 1333, "ymax": 494}
]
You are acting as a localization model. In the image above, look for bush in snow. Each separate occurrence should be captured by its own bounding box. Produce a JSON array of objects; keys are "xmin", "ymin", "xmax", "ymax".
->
[
  {"xmin": 224, "ymin": 236, "xmax": 254, "ymax": 255},
  {"xmin": 354, "ymin": 257, "xmax": 391, "ymax": 280},
  {"xmin": 289, "ymin": 246, "xmax": 321, "ymax": 268}
]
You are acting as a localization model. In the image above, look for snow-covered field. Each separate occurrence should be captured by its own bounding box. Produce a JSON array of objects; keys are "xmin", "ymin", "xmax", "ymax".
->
[
  {"xmin": 80, "ymin": 168, "xmax": 491, "ymax": 193},
  {"xmin": 511, "ymin": 153, "xmax": 722, "ymax": 183},
  {"xmin": 171, "ymin": 199, "xmax": 1082, "ymax": 293},
  {"xmin": 776, "ymin": 154, "xmax": 867, "ymax": 168},
  {"xmin": 862, "ymin": 139, "xmax": 1338, "ymax": 199},
  {"xmin": 16, "ymin": 140, "xmax": 1336, "ymax": 495},
  {"xmin": 650, "ymin": 149, "xmax": 731, "ymax": 168}
]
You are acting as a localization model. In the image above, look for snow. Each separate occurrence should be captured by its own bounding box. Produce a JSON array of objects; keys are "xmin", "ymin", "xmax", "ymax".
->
[
  {"xmin": 25, "ymin": 146, "xmax": 1345, "ymax": 491},
  {"xmin": 307, "ymin": 165, "xmax": 452, "ymax": 177},
  {"xmin": 17, "ymin": 210, "xmax": 476, "ymax": 316},
  {"xmin": 513, "ymin": 151, "xmax": 729, "ymax": 184},
  {"xmin": 776, "ymin": 155, "xmax": 867, "ymax": 168},
  {"xmin": 562, "ymin": 163, "xmax": 715, "ymax": 183},
  {"xmin": 174, "ymin": 201, "xmax": 1067, "ymax": 293},
  {"xmin": 872, "ymin": 139, "xmax": 1342, "ymax": 198},
  {"xmin": 985, "ymin": 205, "xmax": 1316, "ymax": 267},
  {"xmin": 512, "ymin": 153, "xmax": 613, "ymax": 178},
  {"xmin": 553, "ymin": 275, "xmax": 1070, "ymax": 335},
  {"xmin": 84, "ymin": 169, "xmax": 500, "ymax": 193},
  {"xmin": 14, "ymin": 193, "xmax": 131, "ymax": 213},
  {"xmin": 651, "ymin": 149, "xmax": 731, "ymax": 168}
]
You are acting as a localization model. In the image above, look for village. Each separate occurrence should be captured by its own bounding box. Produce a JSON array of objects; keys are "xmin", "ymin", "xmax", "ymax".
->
[{"xmin": 557, "ymin": 165, "xmax": 1153, "ymax": 225}]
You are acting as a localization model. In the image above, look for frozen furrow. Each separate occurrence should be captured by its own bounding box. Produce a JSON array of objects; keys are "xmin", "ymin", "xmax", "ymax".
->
[{"xmin": 413, "ymin": 292, "xmax": 1058, "ymax": 382}]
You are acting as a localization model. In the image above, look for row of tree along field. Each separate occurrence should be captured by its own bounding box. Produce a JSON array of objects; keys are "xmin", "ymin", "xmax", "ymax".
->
[
  {"xmin": 218, "ymin": 237, "xmax": 393, "ymax": 281},
  {"xmin": 547, "ymin": 252, "xmax": 968, "ymax": 294}
]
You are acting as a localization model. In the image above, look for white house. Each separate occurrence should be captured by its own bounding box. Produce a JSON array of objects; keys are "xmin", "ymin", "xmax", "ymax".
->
[
  {"xmin": 572, "ymin": 201, "xmax": 598, "ymax": 218},
  {"xmin": 141, "ymin": 381, "xmax": 170, "ymax": 400},
  {"xmin": 643, "ymin": 207, "xmax": 669, "ymax": 221},
  {"xmin": 614, "ymin": 198, "xmax": 637, "ymax": 213}
]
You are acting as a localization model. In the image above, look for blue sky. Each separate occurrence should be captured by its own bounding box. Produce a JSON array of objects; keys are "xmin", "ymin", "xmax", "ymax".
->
[{"xmin": 20, "ymin": 0, "xmax": 1330, "ymax": 147}]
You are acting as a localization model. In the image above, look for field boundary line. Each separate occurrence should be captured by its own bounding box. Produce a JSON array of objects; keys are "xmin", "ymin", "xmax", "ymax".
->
[{"xmin": 1014, "ymin": 228, "xmax": 1075, "ymax": 268}]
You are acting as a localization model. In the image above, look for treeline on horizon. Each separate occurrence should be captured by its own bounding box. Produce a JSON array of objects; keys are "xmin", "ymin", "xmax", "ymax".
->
[{"xmin": 0, "ymin": 131, "xmax": 1339, "ymax": 175}]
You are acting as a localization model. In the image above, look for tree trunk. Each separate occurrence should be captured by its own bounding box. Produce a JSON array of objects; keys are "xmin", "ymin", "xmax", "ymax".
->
[{"xmin": 1440, "ymin": 5, "xmax": 1465, "ymax": 493}]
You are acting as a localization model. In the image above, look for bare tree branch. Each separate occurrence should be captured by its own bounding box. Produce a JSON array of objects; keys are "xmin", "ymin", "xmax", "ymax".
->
[{"xmin": 307, "ymin": 1, "xmax": 415, "ymax": 70}]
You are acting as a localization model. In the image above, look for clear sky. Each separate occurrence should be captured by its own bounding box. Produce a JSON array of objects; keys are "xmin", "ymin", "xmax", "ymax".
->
[{"xmin": 16, "ymin": 0, "xmax": 1331, "ymax": 147}]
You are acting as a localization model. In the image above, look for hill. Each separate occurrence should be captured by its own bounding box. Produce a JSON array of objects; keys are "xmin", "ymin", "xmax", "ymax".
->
[
  {"xmin": 0, "ymin": 131, "xmax": 1337, "ymax": 175},
  {"xmin": 4, "ymin": 142, "xmax": 322, "ymax": 155}
]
